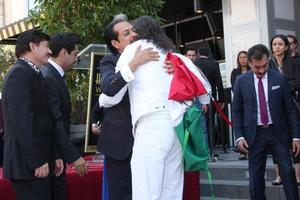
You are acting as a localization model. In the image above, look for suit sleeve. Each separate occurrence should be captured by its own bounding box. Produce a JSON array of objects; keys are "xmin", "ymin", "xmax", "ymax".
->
[
  {"xmin": 214, "ymin": 62, "xmax": 225, "ymax": 102},
  {"xmin": 281, "ymin": 77, "xmax": 300, "ymax": 139},
  {"xmin": 100, "ymin": 55, "xmax": 128, "ymax": 96},
  {"xmin": 232, "ymin": 76, "xmax": 244, "ymax": 140},
  {"xmin": 44, "ymin": 76, "xmax": 81, "ymax": 164},
  {"xmin": 5, "ymin": 68, "xmax": 46, "ymax": 170}
]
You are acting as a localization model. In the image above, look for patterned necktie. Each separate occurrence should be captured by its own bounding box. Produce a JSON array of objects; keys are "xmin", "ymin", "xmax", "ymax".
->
[{"xmin": 258, "ymin": 77, "xmax": 268, "ymax": 125}]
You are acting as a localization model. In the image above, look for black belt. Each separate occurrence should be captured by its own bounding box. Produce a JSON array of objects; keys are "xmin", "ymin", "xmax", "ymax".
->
[{"xmin": 257, "ymin": 124, "xmax": 273, "ymax": 128}]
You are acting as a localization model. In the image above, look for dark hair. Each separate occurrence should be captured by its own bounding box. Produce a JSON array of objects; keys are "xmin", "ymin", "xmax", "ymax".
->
[
  {"xmin": 247, "ymin": 44, "xmax": 270, "ymax": 62},
  {"xmin": 49, "ymin": 32, "xmax": 81, "ymax": 57},
  {"xmin": 104, "ymin": 18, "xmax": 127, "ymax": 54},
  {"xmin": 270, "ymin": 34, "xmax": 290, "ymax": 58},
  {"xmin": 132, "ymin": 16, "xmax": 175, "ymax": 53},
  {"xmin": 236, "ymin": 50, "xmax": 250, "ymax": 70},
  {"xmin": 197, "ymin": 46, "xmax": 209, "ymax": 57},
  {"xmin": 15, "ymin": 29, "xmax": 50, "ymax": 58},
  {"xmin": 185, "ymin": 48, "xmax": 197, "ymax": 55},
  {"xmin": 286, "ymin": 34, "xmax": 298, "ymax": 47}
]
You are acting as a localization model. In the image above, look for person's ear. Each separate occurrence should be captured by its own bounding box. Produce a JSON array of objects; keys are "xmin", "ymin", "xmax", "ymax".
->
[
  {"xmin": 29, "ymin": 42, "xmax": 37, "ymax": 51},
  {"xmin": 111, "ymin": 40, "xmax": 119, "ymax": 50}
]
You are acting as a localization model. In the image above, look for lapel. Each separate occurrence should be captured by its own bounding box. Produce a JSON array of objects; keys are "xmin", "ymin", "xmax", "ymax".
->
[
  {"xmin": 48, "ymin": 64, "xmax": 71, "ymax": 101},
  {"xmin": 267, "ymin": 70, "xmax": 273, "ymax": 97},
  {"xmin": 248, "ymin": 71, "xmax": 257, "ymax": 101}
]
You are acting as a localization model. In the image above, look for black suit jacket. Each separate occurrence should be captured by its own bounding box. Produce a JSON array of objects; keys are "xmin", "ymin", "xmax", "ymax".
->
[
  {"xmin": 97, "ymin": 53, "xmax": 133, "ymax": 160},
  {"xmin": 195, "ymin": 57, "xmax": 225, "ymax": 102},
  {"xmin": 2, "ymin": 59, "xmax": 55, "ymax": 180},
  {"xmin": 41, "ymin": 64, "xmax": 81, "ymax": 164}
]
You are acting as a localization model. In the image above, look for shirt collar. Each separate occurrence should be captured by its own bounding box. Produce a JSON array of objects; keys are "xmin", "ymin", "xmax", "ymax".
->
[
  {"xmin": 254, "ymin": 72, "xmax": 268, "ymax": 80},
  {"xmin": 48, "ymin": 58, "xmax": 65, "ymax": 77}
]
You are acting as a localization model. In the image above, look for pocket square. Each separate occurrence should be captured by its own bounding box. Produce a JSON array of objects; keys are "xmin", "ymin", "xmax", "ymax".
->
[{"xmin": 272, "ymin": 85, "xmax": 280, "ymax": 90}]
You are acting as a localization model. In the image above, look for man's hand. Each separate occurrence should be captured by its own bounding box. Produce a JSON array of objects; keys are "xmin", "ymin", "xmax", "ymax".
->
[
  {"xmin": 293, "ymin": 140, "xmax": 300, "ymax": 157},
  {"xmin": 163, "ymin": 60, "xmax": 174, "ymax": 75},
  {"xmin": 54, "ymin": 159, "xmax": 64, "ymax": 177},
  {"xmin": 73, "ymin": 157, "xmax": 88, "ymax": 177},
  {"xmin": 201, "ymin": 104, "xmax": 208, "ymax": 113},
  {"xmin": 34, "ymin": 162, "xmax": 49, "ymax": 178},
  {"xmin": 128, "ymin": 45, "xmax": 160, "ymax": 72},
  {"xmin": 92, "ymin": 124, "xmax": 101, "ymax": 136},
  {"xmin": 218, "ymin": 102, "xmax": 225, "ymax": 110},
  {"xmin": 237, "ymin": 139, "xmax": 249, "ymax": 154}
]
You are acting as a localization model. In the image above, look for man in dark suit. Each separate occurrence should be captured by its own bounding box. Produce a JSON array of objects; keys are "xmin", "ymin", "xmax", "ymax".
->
[
  {"xmin": 195, "ymin": 46, "xmax": 226, "ymax": 156},
  {"xmin": 41, "ymin": 32, "xmax": 88, "ymax": 200},
  {"xmin": 97, "ymin": 15, "xmax": 164, "ymax": 200},
  {"xmin": 232, "ymin": 44, "xmax": 300, "ymax": 200},
  {"xmin": 1, "ymin": 30, "xmax": 54, "ymax": 200}
]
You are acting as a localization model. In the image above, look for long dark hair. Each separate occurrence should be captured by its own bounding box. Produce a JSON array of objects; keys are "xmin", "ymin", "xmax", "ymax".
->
[
  {"xmin": 132, "ymin": 16, "xmax": 176, "ymax": 53},
  {"xmin": 270, "ymin": 34, "xmax": 290, "ymax": 59},
  {"xmin": 236, "ymin": 50, "xmax": 250, "ymax": 71}
]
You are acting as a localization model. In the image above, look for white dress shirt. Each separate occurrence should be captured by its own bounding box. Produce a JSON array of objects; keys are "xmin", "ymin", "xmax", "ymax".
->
[{"xmin": 48, "ymin": 59, "xmax": 65, "ymax": 77}]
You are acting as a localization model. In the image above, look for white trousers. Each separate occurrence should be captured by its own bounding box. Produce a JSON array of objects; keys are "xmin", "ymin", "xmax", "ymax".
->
[{"xmin": 131, "ymin": 111, "xmax": 183, "ymax": 200}]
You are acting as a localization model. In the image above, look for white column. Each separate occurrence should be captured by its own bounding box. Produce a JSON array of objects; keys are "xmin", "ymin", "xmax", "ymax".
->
[{"xmin": 222, "ymin": 0, "xmax": 269, "ymax": 87}]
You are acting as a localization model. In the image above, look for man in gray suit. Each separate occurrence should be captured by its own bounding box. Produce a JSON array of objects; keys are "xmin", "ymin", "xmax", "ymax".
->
[{"xmin": 232, "ymin": 44, "xmax": 300, "ymax": 200}]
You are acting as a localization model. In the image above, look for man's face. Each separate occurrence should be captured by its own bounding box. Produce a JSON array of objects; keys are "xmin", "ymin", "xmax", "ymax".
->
[
  {"xmin": 288, "ymin": 37, "xmax": 297, "ymax": 53},
  {"xmin": 62, "ymin": 44, "xmax": 79, "ymax": 71},
  {"xmin": 185, "ymin": 50, "xmax": 197, "ymax": 63},
  {"xmin": 31, "ymin": 40, "xmax": 52, "ymax": 67},
  {"xmin": 249, "ymin": 55, "xmax": 268, "ymax": 79},
  {"xmin": 112, "ymin": 21, "xmax": 137, "ymax": 53}
]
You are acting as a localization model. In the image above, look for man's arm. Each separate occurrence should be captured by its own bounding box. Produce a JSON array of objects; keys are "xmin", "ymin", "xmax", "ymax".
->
[{"xmin": 232, "ymin": 77, "xmax": 244, "ymax": 140}]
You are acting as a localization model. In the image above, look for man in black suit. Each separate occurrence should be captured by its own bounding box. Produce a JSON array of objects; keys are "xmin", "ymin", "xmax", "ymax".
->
[
  {"xmin": 233, "ymin": 44, "xmax": 300, "ymax": 200},
  {"xmin": 41, "ymin": 32, "xmax": 88, "ymax": 200},
  {"xmin": 194, "ymin": 46, "xmax": 225, "ymax": 156},
  {"xmin": 97, "ymin": 15, "xmax": 164, "ymax": 200},
  {"xmin": 1, "ymin": 30, "xmax": 54, "ymax": 200}
]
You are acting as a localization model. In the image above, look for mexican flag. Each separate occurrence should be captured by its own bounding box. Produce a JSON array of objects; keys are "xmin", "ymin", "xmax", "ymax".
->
[{"xmin": 166, "ymin": 53, "xmax": 211, "ymax": 172}]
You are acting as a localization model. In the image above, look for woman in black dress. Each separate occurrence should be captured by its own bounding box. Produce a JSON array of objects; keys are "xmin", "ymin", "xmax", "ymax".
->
[
  {"xmin": 230, "ymin": 50, "xmax": 250, "ymax": 160},
  {"xmin": 269, "ymin": 34, "xmax": 300, "ymax": 186}
]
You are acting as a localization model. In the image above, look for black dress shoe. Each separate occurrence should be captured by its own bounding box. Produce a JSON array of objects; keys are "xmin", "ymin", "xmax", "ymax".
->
[
  {"xmin": 271, "ymin": 180, "xmax": 282, "ymax": 186},
  {"xmin": 238, "ymin": 154, "xmax": 247, "ymax": 160}
]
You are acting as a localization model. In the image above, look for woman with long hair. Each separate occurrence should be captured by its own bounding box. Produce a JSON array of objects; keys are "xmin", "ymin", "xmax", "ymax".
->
[
  {"xmin": 230, "ymin": 50, "xmax": 250, "ymax": 160},
  {"xmin": 269, "ymin": 34, "xmax": 300, "ymax": 186}
]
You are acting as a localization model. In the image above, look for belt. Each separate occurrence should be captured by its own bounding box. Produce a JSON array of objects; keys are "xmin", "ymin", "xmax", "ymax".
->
[{"xmin": 257, "ymin": 124, "xmax": 273, "ymax": 128}]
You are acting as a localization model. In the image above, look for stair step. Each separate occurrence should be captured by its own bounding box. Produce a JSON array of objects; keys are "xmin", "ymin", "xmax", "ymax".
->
[
  {"xmin": 199, "ymin": 179, "xmax": 300, "ymax": 200},
  {"xmin": 200, "ymin": 160, "xmax": 277, "ymax": 181}
]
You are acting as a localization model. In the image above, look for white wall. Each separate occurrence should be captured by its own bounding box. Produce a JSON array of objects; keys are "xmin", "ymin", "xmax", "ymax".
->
[{"xmin": 222, "ymin": 0, "xmax": 269, "ymax": 87}]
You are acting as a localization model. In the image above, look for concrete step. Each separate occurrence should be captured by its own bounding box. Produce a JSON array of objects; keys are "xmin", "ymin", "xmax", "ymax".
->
[
  {"xmin": 200, "ymin": 163, "xmax": 277, "ymax": 182},
  {"xmin": 199, "ymin": 179, "xmax": 296, "ymax": 200}
]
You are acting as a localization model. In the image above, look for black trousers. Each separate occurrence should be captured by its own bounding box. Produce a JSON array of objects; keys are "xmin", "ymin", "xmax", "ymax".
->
[
  {"xmin": 12, "ymin": 178, "xmax": 52, "ymax": 200},
  {"xmin": 51, "ymin": 169, "xmax": 67, "ymax": 200},
  {"xmin": 106, "ymin": 153, "xmax": 132, "ymax": 200}
]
